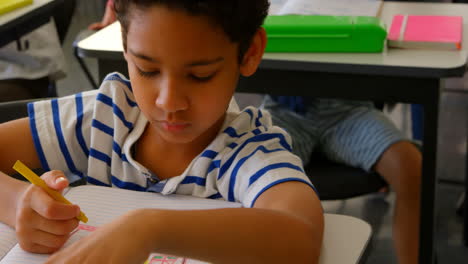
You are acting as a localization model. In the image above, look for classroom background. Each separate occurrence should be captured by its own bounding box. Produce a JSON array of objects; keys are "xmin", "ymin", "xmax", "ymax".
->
[{"xmin": 3, "ymin": 0, "xmax": 468, "ymax": 263}]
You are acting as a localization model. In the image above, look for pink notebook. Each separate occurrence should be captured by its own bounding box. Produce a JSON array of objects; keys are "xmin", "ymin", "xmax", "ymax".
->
[{"xmin": 387, "ymin": 14, "xmax": 463, "ymax": 50}]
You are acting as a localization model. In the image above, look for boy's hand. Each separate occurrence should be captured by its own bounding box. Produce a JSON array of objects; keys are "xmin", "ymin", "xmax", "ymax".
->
[
  {"xmin": 15, "ymin": 171, "xmax": 80, "ymax": 253},
  {"xmin": 45, "ymin": 209, "xmax": 152, "ymax": 264}
]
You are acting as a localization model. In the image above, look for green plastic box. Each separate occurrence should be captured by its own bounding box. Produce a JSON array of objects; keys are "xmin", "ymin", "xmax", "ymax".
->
[{"xmin": 263, "ymin": 15, "xmax": 387, "ymax": 53}]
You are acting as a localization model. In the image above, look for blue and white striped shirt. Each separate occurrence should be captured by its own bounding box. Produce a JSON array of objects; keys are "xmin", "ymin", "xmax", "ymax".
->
[{"xmin": 28, "ymin": 73, "xmax": 314, "ymax": 207}]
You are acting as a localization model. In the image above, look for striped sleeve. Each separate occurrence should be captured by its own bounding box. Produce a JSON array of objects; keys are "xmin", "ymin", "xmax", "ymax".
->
[
  {"xmin": 217, "ymin": 125, "xmax": 316, "ymax": 208},
  {"xmin": 28, "ymin": 91, "xmax": 97, "ymax": 179}
]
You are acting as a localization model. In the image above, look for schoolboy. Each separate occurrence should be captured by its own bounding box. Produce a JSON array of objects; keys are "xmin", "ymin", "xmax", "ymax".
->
[{"xmin": 0, "ymin": 0, "xmax": 323, "ymax": 263}]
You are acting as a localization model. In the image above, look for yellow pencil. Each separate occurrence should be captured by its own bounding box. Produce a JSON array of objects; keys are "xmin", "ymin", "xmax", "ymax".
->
[{"xmin": 12, "ymin": 160, "xmax": 88, "ymax": 223}]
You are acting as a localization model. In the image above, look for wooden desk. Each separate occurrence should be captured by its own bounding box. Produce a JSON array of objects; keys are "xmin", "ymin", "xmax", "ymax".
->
[
  {"xmin": 0, "ymin": 0, "xmax": 64, "ymax": 47},
  {"xmin": 76, "ymin": 2, "xmax": 468, "ymax": 263}
]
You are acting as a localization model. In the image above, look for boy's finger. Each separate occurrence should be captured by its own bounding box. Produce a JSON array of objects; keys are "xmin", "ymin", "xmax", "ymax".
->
[
  {"xmin": 88, "ymin": 22, "xmax": 103, "ymax": 30},
  {"xmin": 37, "ymin": 218, "xmax": 80, "ymax": 236},
  {"xmin": 19, "ymin": 242, "xmax": 59, "ymax": 254},
  {"xmin": 41, "ymin": 171, "xmax": 69, "ymax": 192},
  {"xmin": 30, "ymin": 186, "xmax": 80, "ymax": 220},
  {"xmin": 31, "ymin": 229, "xmax": 70, "ymax": 250}
]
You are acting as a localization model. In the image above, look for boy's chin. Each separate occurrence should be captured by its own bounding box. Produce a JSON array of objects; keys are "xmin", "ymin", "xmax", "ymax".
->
[{"xmin": 158, "ymin": 130, "xmax": 199, "ymax": 145}]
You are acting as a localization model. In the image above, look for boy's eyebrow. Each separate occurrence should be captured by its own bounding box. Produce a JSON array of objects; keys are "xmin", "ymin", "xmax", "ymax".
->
[
  {"xmin": 129, "ymin": 49, "xmax": 157, "ymax": 62},
  {"xmin": 129, "ymin": 49, "xmax": 224, "ymax": 66},
  {"xmin": 185, "ymin": 57, "xmax": 224, "ymax": 67}
]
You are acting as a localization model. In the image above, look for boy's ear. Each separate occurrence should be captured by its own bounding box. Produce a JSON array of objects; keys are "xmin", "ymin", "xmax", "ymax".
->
[
  {"xmin": 123, "ymin": 48, "xmax": 129, "ymax": 62},
  {"xmin": 240, "ymin": 28, "xmax": 267, "ymax": 77}
]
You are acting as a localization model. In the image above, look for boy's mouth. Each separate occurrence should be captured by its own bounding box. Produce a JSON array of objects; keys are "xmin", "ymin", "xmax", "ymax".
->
[{"xmin": 159, "ymin": 121, "xmax": 190, "ymax": 132}]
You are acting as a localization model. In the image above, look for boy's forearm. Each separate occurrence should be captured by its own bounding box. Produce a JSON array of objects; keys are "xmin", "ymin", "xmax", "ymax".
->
[
  {"xmin": 0, "ymin": 171, "xmax": 28, "ymax": 227},
  {"xmin": 135, "ymin": 207, "xmax": 323, "ymax": 264}
]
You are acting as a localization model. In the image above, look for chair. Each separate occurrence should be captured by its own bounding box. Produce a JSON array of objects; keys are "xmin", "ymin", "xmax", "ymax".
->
[
  {"xmin": 302, "ymin": 149, "xmax": 389, "ymax": 264},
  {"xmin": 304, "ymin": 153, "xmax": 387, "ymax": 201},
  {"xmin": 301, "ymin": 101, "xmax": 389, "ymax": 201},
  {"xmin": 0, "ymin": 98, "xmax": 33, "ymax": 123}
]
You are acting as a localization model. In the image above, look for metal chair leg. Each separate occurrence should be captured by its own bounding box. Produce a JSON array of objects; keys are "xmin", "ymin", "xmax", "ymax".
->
[{"xmin": 73, "ymin": 47, "xmax": 98, "ymax": 89}]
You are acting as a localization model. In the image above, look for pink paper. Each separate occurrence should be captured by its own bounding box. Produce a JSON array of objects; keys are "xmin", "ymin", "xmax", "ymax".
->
[
  {"xmin": 404, "ymin": 15, "xmax": 462, "ymax": 43},
  {"xmin": 388, "ymin": 14, "xmax": 404, "ymax": 41}
]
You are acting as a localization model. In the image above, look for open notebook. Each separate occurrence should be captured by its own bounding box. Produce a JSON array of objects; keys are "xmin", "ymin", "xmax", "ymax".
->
[
  {"xmin": 0, "ymin": 185, "xmax": 241, "ymax": 264},
  {"xmin": 0, "ymin": 186, "xmax": 371, "ymax": 264}
]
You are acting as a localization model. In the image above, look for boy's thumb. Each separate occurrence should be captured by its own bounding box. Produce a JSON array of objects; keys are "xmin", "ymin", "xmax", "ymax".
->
[{"xmin": 41, "ymin": 170, "xmax": 69, "ymax": 192}]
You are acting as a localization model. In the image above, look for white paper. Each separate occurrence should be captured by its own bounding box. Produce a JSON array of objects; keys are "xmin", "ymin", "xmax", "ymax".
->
[
  {"xmin": 0, "ymin": 223, "xmax": 16, "ymax": 261},
  {"xmin": 0, "ymin": 186, "xmax": 241, "ymax": 264},
  {"xmin": 0, "ymin": 226, "xmax": 92, "ymax": 264},
  {"xmin": 270, "ymin": 0, "xmax": 382, "ymax": 17}
]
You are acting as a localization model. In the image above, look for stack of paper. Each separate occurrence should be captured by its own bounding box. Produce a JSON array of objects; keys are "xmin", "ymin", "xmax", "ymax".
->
[{"xmin": 387, "ymin": 14, "xmax": 463, "ymax": 50}]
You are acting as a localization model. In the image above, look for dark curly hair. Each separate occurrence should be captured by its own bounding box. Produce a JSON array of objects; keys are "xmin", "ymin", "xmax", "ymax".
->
[{"xmin": 113, "ymin": 0, "xmax": 270, "ymax": 63}]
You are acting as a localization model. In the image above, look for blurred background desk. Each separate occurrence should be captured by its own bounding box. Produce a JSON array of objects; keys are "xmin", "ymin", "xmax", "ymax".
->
[
  {"xmin": 0, "ymin": 0, "xmax": 65, "ymax": 47},
  {"xmin": 76, "ymin": 2, "xmax": 468, "ymax": 263}
]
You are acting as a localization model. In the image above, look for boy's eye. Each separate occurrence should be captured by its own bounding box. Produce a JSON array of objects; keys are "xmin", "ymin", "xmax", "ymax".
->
[
  {"xmin": 190, "ymin": 73, "xmax": 215, "ymax": 82},
  {"xmin": 136, "ymin": 67, "xmax": 159, "ymax": 78}
]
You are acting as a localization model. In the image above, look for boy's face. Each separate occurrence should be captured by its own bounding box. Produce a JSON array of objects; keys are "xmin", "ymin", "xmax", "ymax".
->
[{"xmin": 123, "ymin": 6, "xmax": 260, "ymax": 146}]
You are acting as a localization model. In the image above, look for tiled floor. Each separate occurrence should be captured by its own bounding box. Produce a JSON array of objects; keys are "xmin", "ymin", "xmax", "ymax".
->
[{"xmin": 56, "ymin": 1, "xmax": 468, "ymax": 262}]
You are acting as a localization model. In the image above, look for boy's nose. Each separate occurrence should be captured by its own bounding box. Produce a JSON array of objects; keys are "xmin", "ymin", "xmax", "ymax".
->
[{"xmin": 155, "ymin": 77, "xmax": 189, "ymax": 113}]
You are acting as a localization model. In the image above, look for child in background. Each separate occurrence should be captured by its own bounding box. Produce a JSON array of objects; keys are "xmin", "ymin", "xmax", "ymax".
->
[
  {"xmin": 262, "ymin": 95, "xmax": 421, "ymax": 264},
  {"xmin": 0, "ymin": 1, "xmax": 323, "ymax": 263},
  {"xmin": 88, "ymin": 0, "xmax": 116, "ymax": 31}
]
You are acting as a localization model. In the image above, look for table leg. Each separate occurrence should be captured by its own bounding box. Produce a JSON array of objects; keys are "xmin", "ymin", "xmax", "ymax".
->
[
  {"xmin": 465, "ymin": 114, "xmax": 468, "ymax": 246},
  {"xmin": 419, "ymin": 79, "xmax": 440, "ymax": 264}
]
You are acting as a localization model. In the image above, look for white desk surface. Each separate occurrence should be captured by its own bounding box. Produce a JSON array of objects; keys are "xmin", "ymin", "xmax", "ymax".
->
[
  {"xmin": 0, "ymin": 0, "xmax": 54, "ymax": 26},
  {"xmin": 0, "ymin": 213, "xmax": 371, "ymax": 264},
  {"xmin": 319, "ymin": 214, "xmax": 371, "ymax": 264},
  {"xmin": 78, "ymin": 21, "xmax": 123, "ymax": 54},
  {"xmin": 78, "ymin": 1, "xmax": 468, "ymax": 72}
]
